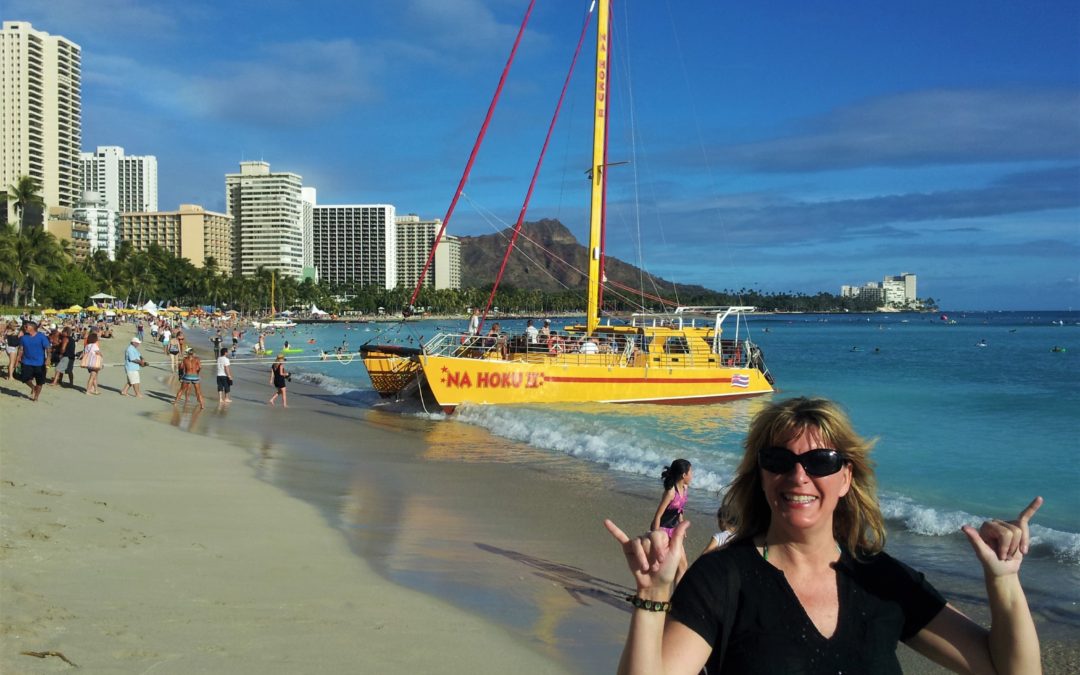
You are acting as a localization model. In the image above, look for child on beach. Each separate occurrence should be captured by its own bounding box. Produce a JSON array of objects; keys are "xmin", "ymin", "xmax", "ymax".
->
[
  {"xmin": 268, "ymin": 354, "xmax": 289, "ymax": 407},
  {"xmin": 81, "ymin": 331, "xmax": 103, "ymax": 395},
  {"xmin": 700, "ymin": 505, "xmax": 736, "ymax": 556},
  {"xmin": 651, "ymin": 459, "xmax": 692, "ymax": 584}
]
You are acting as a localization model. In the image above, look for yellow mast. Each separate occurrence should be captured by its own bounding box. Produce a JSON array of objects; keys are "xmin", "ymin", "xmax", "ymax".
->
[{"xmin": 586, "ymin": 0, "xmax": 609, "ymax": 335}]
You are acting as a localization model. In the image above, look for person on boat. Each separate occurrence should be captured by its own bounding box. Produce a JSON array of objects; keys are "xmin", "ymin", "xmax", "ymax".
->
[
  {"xmin": 540, "ymin": 318, "xmax": 552, "ymax": 340},
  {"xmin": 468, "ymin": 308, "xmax": 481, "ymax": 336},
  {"xmin": 525, "ymin": 319, "xmax": 539, "ymax": 349},
  {"xmin": 580, "ymin": 336, "xmax": 599, "ymax": 354},
  {"xmin": 650, "ymin": 459, "xmax": 692, "ymax": 586},
  {"xmin": 269, "ymin": 354, "xmax": 289, "ymax": 407},
  {"xmin": 605, "ymin": 396, "xmax": 1043, "ymax": 675},
  {"xmin": 486, "ymin": 323, "xmax": 509, "ymax": 359}
]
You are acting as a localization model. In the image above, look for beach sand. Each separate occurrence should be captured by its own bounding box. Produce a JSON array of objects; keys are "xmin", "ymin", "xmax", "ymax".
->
[
  {"xmin": 2, "ymin": 324, "xmax": 1076, "ymax": 673},
  {"xmin": 0, "ymin": 329, "xmax": 571, "ymax": 674}
]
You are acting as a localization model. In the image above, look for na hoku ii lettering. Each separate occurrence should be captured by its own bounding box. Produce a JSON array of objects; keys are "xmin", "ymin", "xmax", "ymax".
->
[{"xmin": 440, "ymin": 369, "xmax": 545, "ymax": 389}]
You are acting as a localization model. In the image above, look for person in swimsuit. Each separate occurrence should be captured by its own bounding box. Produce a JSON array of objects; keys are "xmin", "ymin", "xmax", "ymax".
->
[
  {"xmin": 173, "ymin": 348, "xmax": 205, "ymax": 408},
  {"xmin": 605, "ymin": 397, "xmax": 1043, "ymax": 675},
  {"xmin": 651, "ymin": 458, "xmax": 693, "ymax": 585},
  {"xmin": 268, "ymin": 354, "xmax": 289, "ymax": 407},
  {"xmin": 4, "ymin": 321, "xmax": 21, "ymax": 380}
]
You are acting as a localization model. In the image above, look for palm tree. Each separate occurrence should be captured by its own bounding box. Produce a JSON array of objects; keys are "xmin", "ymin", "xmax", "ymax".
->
[
  {"xmin": 3, "ymin": 176, "xmax": 46, "ymax": 231},
  {"xmin": 0, "ymin": 225, "xmax": 65, "ymax": 305}
]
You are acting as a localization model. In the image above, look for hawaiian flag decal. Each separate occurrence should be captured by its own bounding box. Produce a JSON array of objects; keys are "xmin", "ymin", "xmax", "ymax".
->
[{"xmin": 731, "ymin": 374, "xmax": 750, "ymax": 388}]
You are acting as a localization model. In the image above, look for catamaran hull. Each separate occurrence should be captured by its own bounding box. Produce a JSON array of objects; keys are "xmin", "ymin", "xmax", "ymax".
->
[
  {"xmin": 366, "ymin": 352, "xmax": 771, "ymax": 409},
  {"xmin": 360, "ymin": 346, "xmax": 424, "ymax": 398}
]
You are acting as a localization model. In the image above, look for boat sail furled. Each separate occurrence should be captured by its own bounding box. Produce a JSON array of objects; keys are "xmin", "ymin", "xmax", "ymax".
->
[{"xmin": 361, "ymin": 0, "xmax": 774, "ymax": 412}]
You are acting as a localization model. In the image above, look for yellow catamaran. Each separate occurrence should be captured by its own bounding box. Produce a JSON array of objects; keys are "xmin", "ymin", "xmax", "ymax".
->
[{"xmin": 361, "ymin": 0, "xmax": 774, "ymax": 413}]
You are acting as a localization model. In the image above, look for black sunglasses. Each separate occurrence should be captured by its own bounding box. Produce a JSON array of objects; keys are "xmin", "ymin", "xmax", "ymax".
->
[{"xmin": 758, "ymin": 446, "xmax": 847, "ymax": 477}]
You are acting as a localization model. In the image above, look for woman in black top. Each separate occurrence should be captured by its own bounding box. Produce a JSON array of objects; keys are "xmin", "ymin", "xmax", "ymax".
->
[
  {"xmin": 268, "ymin": 354, "xmax": 289, "ymax": 407},
  {"xmin": 605, "ymin": 397, "xmax": 1042, "ymax": 674}
]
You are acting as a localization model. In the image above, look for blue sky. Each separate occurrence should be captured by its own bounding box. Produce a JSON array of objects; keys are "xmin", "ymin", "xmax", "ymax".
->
[{"xmin": 12, "ymin": 0, "xmax": 1079, "ymax": 309}]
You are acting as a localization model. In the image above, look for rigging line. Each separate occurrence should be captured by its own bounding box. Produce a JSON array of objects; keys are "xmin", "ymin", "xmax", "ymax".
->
[
  {"xmin": 463, "ymin": 193, "xmax": 655, "ymax": 313},
  {"xmin": 479, "ymin": 1, "xmax": 595, "ymax": 334},
  {"xmin": 461, "ymin": 194, "xmax": 655, "ymax": 314},
  {"xmin": 461, "ymin": 193, "xmax": 578, "ymax": 294},
  {"xmin": 663, "ymin": 0, "xmax": 742, "ymax": 305},
  {"xmin": 607, "ymin": 5, "xmax": 673, "ymax": 315},
  {"xmin": 407, "ymin": 0, "xmax": 537, "ymax": 309}
]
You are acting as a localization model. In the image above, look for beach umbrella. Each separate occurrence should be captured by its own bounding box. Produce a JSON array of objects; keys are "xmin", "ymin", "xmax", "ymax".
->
[
  {"xmin": 42, "ymin": 308, "xmax": 58, "ymax": 314},
  {"xmin": 67, "ymin": 304, "xmax": 83, "ymax": 312}
]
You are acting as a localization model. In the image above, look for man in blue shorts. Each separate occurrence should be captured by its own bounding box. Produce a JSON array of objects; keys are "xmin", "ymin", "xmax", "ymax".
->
[{"xmin": 15, "ymin": 321, "xmax": 52, "ymax": 401}]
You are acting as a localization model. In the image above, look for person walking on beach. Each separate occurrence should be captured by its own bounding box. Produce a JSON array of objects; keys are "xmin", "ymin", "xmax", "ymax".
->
[
  {"xmin": 120, "ymin": 336, "xmax": 149, "ymax": 398},
  {"xmin": 14, "ymin": 321, "xmax": 51, "ymax": 401},
  {"xmin": 216, "ymin": 347, "xmax": 233, "ymax": 404},
  {"xmin": 4, "ymin": 321, "xmax": 22, "ymax": 380},
  {"xmin": 81, "ymin": 331, "xmax": 103, "ymax": 395},
  {"xmin": 605, "ymin": 397, "xmax": 1043, "ymax": 675},
  {"xmin": 650, "ymin": 458, "xmax": 692, "ymax": 585},
  {"xmin": 173, "ymin": 348, "xmax": 205, "ymax": 408},
  {"xmin": 268, "ymin": 354, "xmax": 289, "ymax": 407},
  {"xmin": 49, "ymin": 326, "xmax": 77, "ymax": 387}
]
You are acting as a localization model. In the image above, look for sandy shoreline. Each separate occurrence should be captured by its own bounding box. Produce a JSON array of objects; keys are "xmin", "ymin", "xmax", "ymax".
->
[
  {"xmin": 2, "ymin": 324, "xmax": 1077, "ymax": 673},
  {"xmin": 0, "ymin": 327, "xmax": 571, "ymax": 674}
]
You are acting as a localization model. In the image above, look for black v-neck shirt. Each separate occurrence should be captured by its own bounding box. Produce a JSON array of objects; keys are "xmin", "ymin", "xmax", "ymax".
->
[{"xmin": 670, "ymin": 538, "xmax": 946, "ymax": 674}]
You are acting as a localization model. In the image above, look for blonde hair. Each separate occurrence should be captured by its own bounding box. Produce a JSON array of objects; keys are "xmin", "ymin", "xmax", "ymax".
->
[{"xmin": 721, "ymin": 397, "xmax": 886, "ymax": 557}]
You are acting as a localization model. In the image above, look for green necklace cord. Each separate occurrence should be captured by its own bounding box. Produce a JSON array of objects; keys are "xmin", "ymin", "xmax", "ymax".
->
[{"xmin": 762, "ymin": 540, "xmax": 842, "ymax": 562}]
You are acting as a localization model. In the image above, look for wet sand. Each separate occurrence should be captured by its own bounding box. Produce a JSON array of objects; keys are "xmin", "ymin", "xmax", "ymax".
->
[{"xmin": 2, "ymin": 324, "xmax": 1076, "ymax": 673}]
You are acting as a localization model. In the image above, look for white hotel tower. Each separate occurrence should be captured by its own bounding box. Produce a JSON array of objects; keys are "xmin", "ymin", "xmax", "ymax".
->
[
  {"xmin": 225, "ymin": 161, "xmax": 305, "ymax": 278},
  {"xmin": 79, "ymin": 146, "xmax": 158, "ymax": 213},
  {"xmin": 311, "ymin": 200, "xmax": 397, "ymax": 290},
  {"xmin": 0, "ymin": 21, "xmax": 82, "ymax": 226}
]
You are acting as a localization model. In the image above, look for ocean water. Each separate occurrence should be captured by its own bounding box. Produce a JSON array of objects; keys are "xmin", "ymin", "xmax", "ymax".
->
[{"xmin": 239, "ymin": 310, "xmax": 1080, "ymax": 621}]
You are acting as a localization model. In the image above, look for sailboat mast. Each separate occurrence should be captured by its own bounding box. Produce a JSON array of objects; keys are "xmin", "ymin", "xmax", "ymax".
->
[{"xmin": 586, "ymin": 0, "xmax": 610, "ymax": 335}]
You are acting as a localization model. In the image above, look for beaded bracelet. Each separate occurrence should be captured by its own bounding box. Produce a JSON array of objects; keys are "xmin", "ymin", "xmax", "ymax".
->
[{"xmin": 626, "ymin": 594, "xmax": 671, "ymax": 612}]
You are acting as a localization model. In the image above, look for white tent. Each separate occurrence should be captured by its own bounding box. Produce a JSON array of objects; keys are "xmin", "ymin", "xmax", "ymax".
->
[
  {"xmin": 90, "ymin": 292, "xmax": 117, "ymax": 300},
  {"xmin": 310, "ymin": 304, "xmax": 328, "ymax": 316},
  {"xmin": 142, "ymin": 300, "xmax": 159, "ymax": 317}
]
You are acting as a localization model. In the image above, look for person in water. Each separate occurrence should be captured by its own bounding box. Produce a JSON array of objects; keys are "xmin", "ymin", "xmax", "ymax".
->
[
  {"xmin": 650, "ymin": 459, "xmax": 692, "ymax": 585},
  {"xmin": 605, "ymin": 397, "xmax": 1042, "ymax": 675}
]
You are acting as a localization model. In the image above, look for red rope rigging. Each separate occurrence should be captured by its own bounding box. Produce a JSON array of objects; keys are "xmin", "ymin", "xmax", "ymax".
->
[{"xmin": 407, "ymin": 0, "xmax": 537, "ymax": 310}]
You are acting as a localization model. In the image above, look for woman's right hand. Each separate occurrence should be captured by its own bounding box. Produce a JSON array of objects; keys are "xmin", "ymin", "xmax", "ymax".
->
[{"xmin": 604, "ymin": 519, "xmax": 689, "ymax": 599}]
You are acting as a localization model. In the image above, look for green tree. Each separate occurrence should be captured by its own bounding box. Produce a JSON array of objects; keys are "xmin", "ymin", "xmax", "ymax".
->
[
  {"xmin": 2, "ymin": 175, "xmax": 45, "ymax": 231},
  {"xmin": 0, "ymin": 223, "xmax": 67, "ymax": 305}
]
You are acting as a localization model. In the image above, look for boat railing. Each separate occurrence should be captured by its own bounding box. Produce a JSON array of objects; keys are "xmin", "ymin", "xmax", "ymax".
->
[{"xmin": 423, "ymin": 331, "xmax": 631, "ymax": 365}]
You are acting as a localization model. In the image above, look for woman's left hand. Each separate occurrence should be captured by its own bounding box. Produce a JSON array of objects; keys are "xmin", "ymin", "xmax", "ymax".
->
[{"xmin": 961, "ymin": 496, "xmax": 1042, "ymax": 577}]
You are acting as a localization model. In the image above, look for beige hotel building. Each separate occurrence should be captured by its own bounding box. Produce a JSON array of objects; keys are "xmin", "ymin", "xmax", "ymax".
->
[
  {"xmin": 0, "ymin": 21, "xmax": 82, "ymax": 226},
  {"xmin": 396, "ymin": 214, "xmax": 461, "ymax": 291},
  {"xmin": 120, "ymin": 204, "xmax": 233, "ymax": 270}
]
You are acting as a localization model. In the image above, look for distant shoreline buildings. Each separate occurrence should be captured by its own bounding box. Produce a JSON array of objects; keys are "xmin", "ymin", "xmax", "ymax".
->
[{"xmin": 841, "ymin": 273, "xmax": 918, "ymax": 309}]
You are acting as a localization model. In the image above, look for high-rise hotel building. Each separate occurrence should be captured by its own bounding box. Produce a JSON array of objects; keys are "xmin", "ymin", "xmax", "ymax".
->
[
  {"xmin": 311, "ymin": 202, "xmax": 397, "ymax": 289},
  {"xmin": 0, "ymin": 21, "xmax": 81, "ymax": 227},
  {"xmin": 396, "ymin": 215, "xmax": 461, "ymax": 290},
  {"xmin": 225, "ymin": 161, "xmax": 305, "ymax": 278},
  {"xmin": 80, "ymin": 146, "xmax": 158, "ymax": 213},
  {"xmin": 119, "ymin": 204, "xmax": 233, "ymax": 270}
]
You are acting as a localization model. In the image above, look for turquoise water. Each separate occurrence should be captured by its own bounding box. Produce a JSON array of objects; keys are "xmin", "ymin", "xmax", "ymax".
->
[{"xmin": 244, "ymin": 311, "xmax": 1080, "ymax": 573}]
